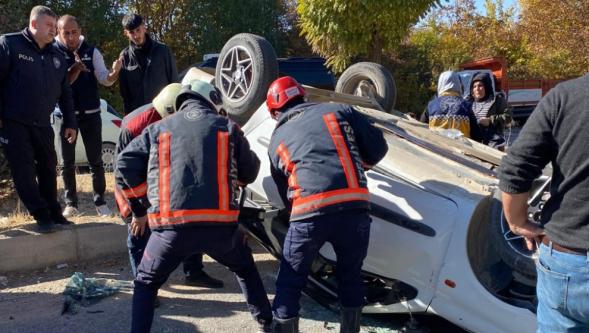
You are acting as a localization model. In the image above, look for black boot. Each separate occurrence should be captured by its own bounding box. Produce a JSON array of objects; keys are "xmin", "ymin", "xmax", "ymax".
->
[
  {"xmin": 272, "ymin": 316, "xmax": 298, "ymax": 333},
  {"xmin": 256, "ymin": 318, "xmax": 273, "ymax": 333},
  {"xmin": 340, "ymin": 306, "xmax": 362, "ymax": 333},
  {"xmin": 32, "ymin": 209, "xmax": 56, "ymax": 234},
  {"xmin": 185, "ymin": 270, "xmax": 224, "ymax": 289},
  {"xmin": 49, "ymin": 204, "xmax": 73, "ymax": 225}
]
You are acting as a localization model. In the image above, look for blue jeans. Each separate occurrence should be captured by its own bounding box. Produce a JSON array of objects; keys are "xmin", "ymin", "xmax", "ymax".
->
[
  {"xmin": 272, "ymin": 211, "xmax": 371, "ymax": 319},
  {"xmin": 536, "ymin": 242, "xmax": 589, "ymax": 333}
]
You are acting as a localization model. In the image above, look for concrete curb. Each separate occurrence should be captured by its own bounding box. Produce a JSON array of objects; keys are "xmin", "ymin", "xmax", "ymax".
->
[{"xmin": 0, "ymin": 222, "xmax": 127, "ymax": 273}]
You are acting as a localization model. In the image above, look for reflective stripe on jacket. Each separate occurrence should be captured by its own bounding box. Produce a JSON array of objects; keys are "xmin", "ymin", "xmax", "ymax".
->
[
  {"xmin": 114, "ymin": 105, "xmax": 162, "ymax": 220},
  {"xmin": 115, "ymin": 98, "xmax": 260, "ymax": 229},
  {"xmin": 269, "ymin": 102, "xmax": 387, "ymax": 221}
]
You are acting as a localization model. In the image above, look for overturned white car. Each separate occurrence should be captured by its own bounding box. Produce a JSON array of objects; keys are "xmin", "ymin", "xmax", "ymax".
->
[{"xmin": 186, "ymin": 34, "xmax": 543, "ymax": 333}]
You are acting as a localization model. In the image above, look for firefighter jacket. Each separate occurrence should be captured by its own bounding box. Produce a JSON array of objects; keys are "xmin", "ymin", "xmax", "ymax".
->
[
  {"xmin": 115, "ymin": 98, "xmax": 260, "ymax": 229},
  {"xmin": 268, "ymin": 102, "xmax": 388, "ymax": 221},
  {"xmin": 114, "ymin": 104, "xmax": 162, "ymax": 221}
]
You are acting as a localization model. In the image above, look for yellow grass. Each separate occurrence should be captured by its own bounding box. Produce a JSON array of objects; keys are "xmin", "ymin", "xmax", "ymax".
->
[{"xmin": 0, "ymin": 171, "xmax": 121, "ymax": 230}]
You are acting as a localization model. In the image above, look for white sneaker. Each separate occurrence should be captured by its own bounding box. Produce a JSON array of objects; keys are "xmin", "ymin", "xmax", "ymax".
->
[
  {"xmin": 62, "ymin": 206, "xmax": 79, "ymax": 217},
  {"xmin": 96, "ymin": 204, "xmax": 112, "ymax": 217}
]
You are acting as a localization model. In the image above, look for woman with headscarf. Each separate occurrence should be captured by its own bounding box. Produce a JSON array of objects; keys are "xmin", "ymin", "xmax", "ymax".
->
[
  {"xmin": 467, "ymin": 72, "xmax": 512, "ymax": 150},
  {"xmin": 421, "ymin": 70, "xmax": 482, "ymax": 141}
]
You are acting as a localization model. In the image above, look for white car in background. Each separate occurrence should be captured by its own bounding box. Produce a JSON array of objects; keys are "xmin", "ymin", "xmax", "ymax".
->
[{"xmin": 51, "ymin": 99, "xmax": 122, "ymax": 172}]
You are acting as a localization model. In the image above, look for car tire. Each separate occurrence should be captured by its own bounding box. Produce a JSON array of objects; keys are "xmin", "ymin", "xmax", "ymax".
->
[
  {"xmin": 215, "ymin": 33, "xmax": 279, "ymax": 125},
  {"xmin": 335, "ymin": 62, "xmax": 397, "ymax": 113},
  {"xmin": 101, "ymin": 143, "xmax": 116, "ymax": 173},
  {"xmin": 488, "ymin": 191, "xmax": 539, "ymax": 286}
]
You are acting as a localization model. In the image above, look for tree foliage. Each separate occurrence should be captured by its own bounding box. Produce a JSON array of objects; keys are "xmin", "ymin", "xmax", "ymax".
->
[
  {"xmin": 127, "ymin": 0, "xmax": 288, "ymax": 70},
  {"xmin": 297, "ymin": 0, "xmax": 440, "ymax": 73},
  {"xmin": 519, "ymin": 0, "xmax": 589, "ymax": 78},
  {"xmin": 410, "ymin": 0, "xmax": 529, "ymax": 79}
]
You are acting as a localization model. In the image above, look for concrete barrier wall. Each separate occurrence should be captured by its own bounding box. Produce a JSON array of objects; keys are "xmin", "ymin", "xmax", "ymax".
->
[{"xmin": 0, "ymin": 223, "xmax": 127, "ymax": 273}]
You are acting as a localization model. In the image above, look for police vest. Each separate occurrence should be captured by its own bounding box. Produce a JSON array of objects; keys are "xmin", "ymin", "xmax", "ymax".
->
[{"xmin": 56, "ymin": 41, "xmax": 100, "ymax": 114}]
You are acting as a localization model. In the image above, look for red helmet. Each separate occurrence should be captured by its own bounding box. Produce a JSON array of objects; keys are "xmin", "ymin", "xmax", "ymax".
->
[{"xmin": 266, "ymin": 76, "xmax": 305, "ymax": 113}]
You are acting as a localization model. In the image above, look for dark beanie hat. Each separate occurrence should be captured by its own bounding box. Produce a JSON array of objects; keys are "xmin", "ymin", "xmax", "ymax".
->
[{"xmin": 122, "ymin": 13, "xmax": 143, "ymax": 30}]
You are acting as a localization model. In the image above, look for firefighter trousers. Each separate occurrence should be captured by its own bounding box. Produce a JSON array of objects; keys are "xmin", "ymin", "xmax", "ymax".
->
[{"xmin": 131, "ymin": 225, "xmax": 272, "ymax": 333}]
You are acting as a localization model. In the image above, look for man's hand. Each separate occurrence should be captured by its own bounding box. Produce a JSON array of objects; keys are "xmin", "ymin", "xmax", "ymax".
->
[
  {"xmin": 112, "ymin": 56, "xmax": 123, "ymax": 73},
  {"xmin": 478, "ymin": 117, "xmax": 491, "ymax": 127},
  {"xmin": 131, "ymin": 215, "xmax": 148, "ymax": 237},
  {"xmin": 64, "ymin": 128, "xmax": 77, "ymax": 144},
  {"xmin": 361, "ymin": 162, "xmax": 374, "ymax": 170},
  {"xmin": 502, "ymin": 191, "xmax": 545, "ymax": 250},
  {"xmin": 509, "ymin": 220, "xmax": 545, "ymax": 251},
  {"xmin": 69, "ymin": 61, "xmax": 88, "ymax": 73}
]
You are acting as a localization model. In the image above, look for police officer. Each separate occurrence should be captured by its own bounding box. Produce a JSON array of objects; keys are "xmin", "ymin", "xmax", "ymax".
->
[
  {"xmin": 54, "ymin": 14, "xmax": 123, "ymax": 218},
  {"xmin": 0, "ymin": 6, "xmax": 77, "ymax": 233},
  {"xmin": 115, "ymin": 83, "xmax": 224, "ymax": 293},
  {"xmin": 266, "ymin": 77, "xmax": 388, "ymax": 333},
  {"xmin": 116, "ymin": 80, "xmax": 272, "ymax": 333}
]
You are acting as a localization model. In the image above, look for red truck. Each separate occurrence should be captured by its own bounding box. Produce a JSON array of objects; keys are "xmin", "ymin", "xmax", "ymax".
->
[{"xmin": 458, "ymin": 57, "xmax": 564, "ymax": 126}]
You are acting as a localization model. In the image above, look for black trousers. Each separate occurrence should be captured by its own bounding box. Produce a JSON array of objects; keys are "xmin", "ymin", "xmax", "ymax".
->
[
  {"xmin": 1, "ymin": 120, "xmax": 61, "ymax": 222},
  {"xmin": 59, "ymin": 113, "xmax": 106, "ymax": 207}
]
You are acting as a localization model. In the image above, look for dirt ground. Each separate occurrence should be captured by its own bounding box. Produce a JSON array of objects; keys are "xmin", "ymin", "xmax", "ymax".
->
[
  {"xmin": 0, "ymin": 172, "xmax": 466, "ymax": 332},
  {"xmin": 0, "ymin": 171, "xmax": 120, "ymax": 231},
  {"xmin": 0, "ymin": 243, "xmax": 465, "ymax": 333}
]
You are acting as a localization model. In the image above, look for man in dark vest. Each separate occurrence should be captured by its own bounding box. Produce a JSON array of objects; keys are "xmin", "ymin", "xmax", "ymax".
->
[
  {"xmin": 54, "ymin": 15, "xmax": 122, "ymax": 218},
  {"xmin": 0, "ymin": 6, "xmax": 77, "ymax": 233}
]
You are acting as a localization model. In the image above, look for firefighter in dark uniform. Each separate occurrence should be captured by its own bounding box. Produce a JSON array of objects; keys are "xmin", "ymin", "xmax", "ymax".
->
[
  {"xmin": 0, "ymin": 6, "xmax": 77, "ymax": 233},
  {"xmin": 116, "ymin": 80, "xmax": 273, "ymax": 333},
  {"xmin": 114, "ymin": 83, "xmax": 223, "ymax": 292},
  {"xmin": 266, "ymin": 77, "xmax": 388, "ymax": 333}
]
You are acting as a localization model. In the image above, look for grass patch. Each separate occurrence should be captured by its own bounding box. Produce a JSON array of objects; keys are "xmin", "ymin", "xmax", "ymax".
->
[{"xmin": 0, "ymin": 171, "xmax": 121, "ymax": 230}]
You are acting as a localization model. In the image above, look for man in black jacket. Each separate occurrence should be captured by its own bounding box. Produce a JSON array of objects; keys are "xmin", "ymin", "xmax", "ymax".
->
[
  {"xmin": 117, "ymin": 80, "xmax": 272, "ymax": 333},
  {"xmin": 55, "ymin": 14, "xmax": 123, "ymax": 218},
  {"xmin": 118, "ymin": 13, "xmax": 178, "ymax": 115},
  {"xmin": 0, "ymin": 6, "xmax": 77, "ymax": 233},
  {"xmin": 499, "ymin": 74, "xmax": 589, "ymax": 332}
]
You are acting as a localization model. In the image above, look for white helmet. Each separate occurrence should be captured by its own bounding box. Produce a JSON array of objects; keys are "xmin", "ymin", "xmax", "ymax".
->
[
  {"xmin": 175, "ymin": 80, "xmax": 225, "ymax": 115},
  {"xmin": 152, "ymin": 83, "xmax": 183, "ymax": 118}
]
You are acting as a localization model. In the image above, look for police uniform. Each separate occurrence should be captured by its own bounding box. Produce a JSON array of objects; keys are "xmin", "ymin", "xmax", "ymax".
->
[
  {"xmin": 0, "ymin": 28, "xmax": 76, "ymax": 225},
  {"xmin": 268, "ymin": 102, "xmax": 387, "ymax": 324},
  {"xmin": 115, "ymin": 94, "xmax": 271, "ymax": 332}
]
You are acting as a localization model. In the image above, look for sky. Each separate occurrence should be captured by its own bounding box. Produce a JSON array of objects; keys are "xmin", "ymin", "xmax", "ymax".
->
[{"xmin": 474, "ymin": 0, "xmax": 519, "ymax": 14}]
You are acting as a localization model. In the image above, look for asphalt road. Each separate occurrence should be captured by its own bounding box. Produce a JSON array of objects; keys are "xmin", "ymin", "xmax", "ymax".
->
[{"xmin": 0, "ymin": 243, "xmax": 466, "ymax": 333}]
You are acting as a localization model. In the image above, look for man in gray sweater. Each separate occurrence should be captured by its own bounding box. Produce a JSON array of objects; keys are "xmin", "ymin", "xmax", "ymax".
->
[{"xmin": 499, "ymin": 74, "xmax": 589, "ymax": 332}]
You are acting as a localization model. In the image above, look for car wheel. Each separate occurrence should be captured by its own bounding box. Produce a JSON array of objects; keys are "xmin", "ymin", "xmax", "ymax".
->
[
  {"xmin": 488, "ymin": 179, "xmax": 550, "ymax": 286},
  {"xmin": 101, "ymin": 143, "xmax": 116, "ymax": 173},
  {"xmin": 335, "ymin": 62, "xmax": 397, "ymax": 113},
  {"xmin": 215, "ymin": 33, "xmax": 278, "ymax": 125}
]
